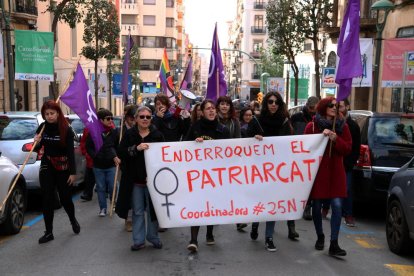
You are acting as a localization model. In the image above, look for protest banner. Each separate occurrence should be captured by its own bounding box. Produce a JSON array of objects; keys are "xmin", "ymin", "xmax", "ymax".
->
[{"xmin": 145, "ymin": 134, "xmax": 328, "ymax": 228}]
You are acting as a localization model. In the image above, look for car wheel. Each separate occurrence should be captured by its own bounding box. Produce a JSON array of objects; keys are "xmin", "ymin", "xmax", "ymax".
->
[
  {"xmin": 386, "ymin": 199, "xmax": 411, "ymax": 254},
  {"xmin": 0, "ymin": 184, "xmax": 26, "ymax": 235}
]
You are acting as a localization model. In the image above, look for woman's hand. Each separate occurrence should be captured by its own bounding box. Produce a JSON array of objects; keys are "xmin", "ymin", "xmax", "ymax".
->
[
  {"xmin": 156, "ymin": 107, "xmax": 166, "ymax": 118},
  {"xmin": 323, "ymin": 129, "xmax": 337, "ymax": 142},
  {"xmin": 67, "ymin": 175, "xmax": 76, "ymax": 186},
  {"xmin": 113, "ymin": 156, "xmax": 121, "ymax": 166},
  {"xmin": 34, "ymin": 134, "xmax": 41, "ymax": 143},
  {"xmin": 254, "ymin": 135, "xmax": 263, "ymax": 141},
  {"xmin": 136, "ymin": 143, "xmax": 149, "ymax": 151},
  {"xmin": 195, "ymin": 137, "xmax": 204, "ymax": 143},
  {"xmin": 180, "ymin": 110, "xmax": 190, "ymax": 119}
]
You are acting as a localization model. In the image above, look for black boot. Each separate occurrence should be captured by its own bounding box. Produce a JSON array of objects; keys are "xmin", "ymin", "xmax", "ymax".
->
[
  {"xmin": 39, "ymin": 232, "xmax": 54, "ymax": 244},
  {"xmin": 329, "ymin": 240, "xmax": 347, "ymax": 256},
  {"xmin": 315, "ymin": 234, "xmax": 325, "ymax": 250},
  {"xmin": 250, "ymin": 223, "xmax": 259, "ymax": 240},
  {"xmin": 287, "ymin": 221, "xmax": 299, "ymax": 240},
  {"xmin": 71, "ymin": 218, "xmax": 81, "ymax": 234},
  {"xmin": 303, "ymin": 205, "xmax": 312, "ymax": 220}
]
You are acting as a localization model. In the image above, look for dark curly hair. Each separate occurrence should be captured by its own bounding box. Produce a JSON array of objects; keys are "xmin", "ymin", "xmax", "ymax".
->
[
  {"xmin": 216, "ymin": 96, "xmax": 236, "ymax": 119},
  {"xmin": 260, "ymin": 92, "xmax": 289, "ymax": 118}
]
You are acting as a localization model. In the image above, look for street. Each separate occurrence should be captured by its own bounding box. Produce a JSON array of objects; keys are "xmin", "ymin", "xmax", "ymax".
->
[{"xmin": 0, "ymin": 194, "xmax": 413, "ymax": 276}]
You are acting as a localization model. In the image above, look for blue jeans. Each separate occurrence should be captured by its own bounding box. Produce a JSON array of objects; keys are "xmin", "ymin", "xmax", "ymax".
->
[
  {"xmin": 252, "ymin": 221, "xmax": 276, "ymax": 239},
  {"xmin": 93, "ymin": 167, "xmax": 115, "ymax": 210},
  {"xmin": 342, "ymin": 171, "xmax": 353, "ymax": 216},
  {"xmin": 312, "ymin": 198, "xmax": 342, "ymax": 241},
  {"xmin": 131, "ymin": 185, "xmax": 160, "ymax": 246}
]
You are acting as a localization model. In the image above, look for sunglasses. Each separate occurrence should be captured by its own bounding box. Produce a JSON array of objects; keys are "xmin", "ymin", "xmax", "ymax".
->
[
  {"xmin": 267, "ymin": 99, "xmax": 279, "ymax": 105},
  {"xmin": 104, "ymin": 116, "xmax": 113, "ymax": 121},
  {"xmin": 138, "ymin": 115, "xmax": 152, "ymax": 120},
  {"xmin": 327, "ymin": 103, "xmax": 337, "ymax": 108}
]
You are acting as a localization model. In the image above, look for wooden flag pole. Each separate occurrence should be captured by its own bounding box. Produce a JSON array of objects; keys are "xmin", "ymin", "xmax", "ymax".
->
[
  {"xmin": 329, "ymin": 103, "xmax": 339, "ymax": 157},
  {"xmin": 0, "ymin": 59, "xmax": 80, "ymax": 211}
]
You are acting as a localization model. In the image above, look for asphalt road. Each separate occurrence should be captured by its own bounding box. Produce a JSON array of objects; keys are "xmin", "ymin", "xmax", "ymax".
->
[{"xmin": 0, "ymin": 194, "xmax": 413, "ymax": 276}]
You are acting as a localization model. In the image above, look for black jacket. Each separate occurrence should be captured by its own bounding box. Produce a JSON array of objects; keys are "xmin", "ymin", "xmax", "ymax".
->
[
  {"xmin": 247, "ymin": 115, "xmax": 292, "ymax": 137},
  {"xmin": 152, "ymin": 114, "xmax": 190, "ymax": 142},
  {"xmin": 344, "ymin": 116, "xmax": 361, "ymax": 171},
  {"xmin": 115, "ymin": 126, "xmax": 164, "ymax": 219},
  {"xmin": 185, "ymin": 117, "xmax": 231, "ymax": 141},
  {"xmin": 86, "ymin": 128, "xmax": 119, "ymax": 169},
  {"xmin": 291, "ymin": 107, "xmax": 314, "ymax": 135}
]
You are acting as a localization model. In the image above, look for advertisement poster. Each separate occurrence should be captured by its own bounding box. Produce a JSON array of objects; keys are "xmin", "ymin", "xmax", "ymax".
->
[{"xmin": 382, "ymin": 38, "xmax": 414, "ymax": 87}]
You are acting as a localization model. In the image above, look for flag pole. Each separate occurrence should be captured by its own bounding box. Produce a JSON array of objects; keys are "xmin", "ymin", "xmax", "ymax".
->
[
  {"xmin": 329, "ymin": 102, "xmax": 339, "ymax": 157},
  {"xmin": 0, "ymin": 59, "xmax": 80, "ymax": 211}
]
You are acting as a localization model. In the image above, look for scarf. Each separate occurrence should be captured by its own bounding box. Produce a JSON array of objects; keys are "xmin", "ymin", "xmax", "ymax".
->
[{"xmin": 314, "ymin": 113, "xmax": 345, "ymax": 134}]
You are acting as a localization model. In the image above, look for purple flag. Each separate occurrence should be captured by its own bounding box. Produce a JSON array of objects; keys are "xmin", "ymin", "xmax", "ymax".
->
[
  {"xmin": 335, "ymin": 0, "xmax": 363, "ymax": 101},
  {"xmin": 206, "ymin": 24, "xmax": 227, "ymax": 101},
  {"xmin": 121, "ymin": 35, "xmax": 134, "ymax": 105},
  {"xmin": 180, "ymin": 57, "xmax": 193, "ymax": 90},
  {"xmin": 60, "ymin": 64, "xmax": 104, "ymax": 152}
]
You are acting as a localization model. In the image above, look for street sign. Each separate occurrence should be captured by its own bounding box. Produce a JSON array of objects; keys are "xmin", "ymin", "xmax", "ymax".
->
[{"xmin": 407, "ymin": 51, "xmax": 414, "ymax": 75}]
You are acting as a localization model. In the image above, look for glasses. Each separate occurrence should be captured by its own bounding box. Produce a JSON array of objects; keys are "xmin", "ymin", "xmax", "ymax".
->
[
  {"xmin": 327, "ymin": 103, "xmax": 337, "ymax": 108},
  {"xmin": 268, "ymin": 99, "xmax": 279, "ymax": 105},
  {"xmin": 104, "ymin": 117, "xmax": 113, "ymax": 121},
  {"xmin": 138, "ymin": 115, "xmax": 152, "ymax": 120}
]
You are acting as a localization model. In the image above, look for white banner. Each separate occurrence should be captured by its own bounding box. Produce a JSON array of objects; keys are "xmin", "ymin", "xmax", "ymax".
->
[
  {"xmin": 145, "ymin": 134, "xmax": 328, "ymax": 228},
  {"xmin": 352, "ymin": 38, "xmax": 373, "ymax": 87},
  {"xmin": 0, "ymin": 35, "xmax": 4, "ymax": 80}
]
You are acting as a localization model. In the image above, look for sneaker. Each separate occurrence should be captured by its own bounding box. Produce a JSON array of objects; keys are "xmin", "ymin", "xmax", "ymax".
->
[
  {"xmin": 152, "ymin": 242, "xmax": 163, "ymax": 249},
  {"xmin": 265, "ymin": 238, "xmax": 277, "ymax": 252},
  {"xmin": 322, "ymin": 208, "xmax": 329, "ymax": 219},
  {"xmin": 130, "ymin": 243, "xmax": 145, "ymax": 251},
  {"xmin": 250, "ymin": 223, "xmax": 259, "ymax": 240},
  {"xmin": 344, "ymin": 215, "xmax": 356, "ymax": 227},
  {"xmin": 206, "ymin": 235, "xmax": 215, "ymax": 245},
  {"xmin": 237, "ymin": 223, "xmax": 248, "ymax": 231},
  {"xmin": 187, "ymin": 241, "xmax": 198, "ymax": 252},
  {"xmin": 99, "ymin": 208, "xmax": 107, "ymax": 217},
  {"xmin": 80, "ymin": 194, "xmax": 92, "ymax": 201},
  {"xmin": 125, "ymin": 220, "xmax": 133, "ymax": 232},
  {"xmin": 38, "ymin": 232, "xmax": 54, "ymax": 244},
  {"xmin": 70, "ymin": 218, "xmax": 81, "ymax": 234},
  {"xmin": 315, "ymin": 234, "xmax": 325, "ymax": 250}
]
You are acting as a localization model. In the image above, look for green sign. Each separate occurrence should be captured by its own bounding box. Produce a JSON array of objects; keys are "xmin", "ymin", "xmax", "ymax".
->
[
  {"xmin": 15, "ymin": 30, "xmax": 54, "ymax": 81},
  {"xmin": 290, "ymin": 78, "xmax": 309, "ymax": 99}
]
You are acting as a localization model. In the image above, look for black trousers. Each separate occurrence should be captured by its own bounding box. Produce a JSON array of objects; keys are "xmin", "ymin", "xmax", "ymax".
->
[
  {"xmin": 82, "ymin": 167, "xmax": 95, "ymax": 198},
  {"xmin": 39, "ymin": 163, "xmax": 75, "ymax": 233}
]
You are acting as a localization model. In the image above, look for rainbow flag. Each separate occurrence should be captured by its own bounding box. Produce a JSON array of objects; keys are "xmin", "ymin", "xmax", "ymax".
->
[{"xmin": 159, "ymin": 48, "xmax": 176, "ymax": 104}]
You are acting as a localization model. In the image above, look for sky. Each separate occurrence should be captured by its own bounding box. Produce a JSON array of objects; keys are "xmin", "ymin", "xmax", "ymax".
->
[{"xmin": 185, "ymin": 0, "xmax": 237, "ymax": 50}]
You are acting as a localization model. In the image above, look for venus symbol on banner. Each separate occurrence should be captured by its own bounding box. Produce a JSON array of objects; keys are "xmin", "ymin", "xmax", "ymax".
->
[
  {"xmin": 86, "ymin": 90, "xmax": 98, "ymax": 123},
  {"xmin": 153, "ymin": 167, "xmax": 179, "ymax": 218}
]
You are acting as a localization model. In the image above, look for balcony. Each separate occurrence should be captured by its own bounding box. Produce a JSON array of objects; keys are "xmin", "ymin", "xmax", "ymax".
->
[
  {"xmin": 121, "ymin": 24, "xmax": 139, "ymax": 36},
  {"xmin": 250, "ymin": 51, "xmax": 261, "ymax": 58},
  {"xmin": 254, "ymin": 2, "xmax": 266, "ymax": 9},
  {"xmin": 251, "ymin": 26, "xmax": 266, "ymax": 34},
  {"xmin": 251, "ymin": 73, "xmax": 260, "ymax": 79},
  {"xmin": 14, "ymin": 4, "xmax": 38, "ymax": 16},
  {"xmin": 120, "ymin": 3, "xmax": 138, "ymax": 15}
]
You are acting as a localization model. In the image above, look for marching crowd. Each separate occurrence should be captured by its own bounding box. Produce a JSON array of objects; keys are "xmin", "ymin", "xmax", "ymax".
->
[{"xmin": 33, "ymin": 92, "xmax": 360, "ymax": 258}]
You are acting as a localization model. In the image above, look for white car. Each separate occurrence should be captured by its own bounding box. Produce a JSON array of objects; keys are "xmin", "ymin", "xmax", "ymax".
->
[{"xmin": 0, "ymin": 154, "xmax": 27, "ymax": 234}]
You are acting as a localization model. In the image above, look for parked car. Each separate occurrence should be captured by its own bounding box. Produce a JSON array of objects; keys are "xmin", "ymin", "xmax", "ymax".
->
[
  {"xmin": 386, "ymin": 156, "xmax": 414, "ymax": 255},
  {"xmin": 0, "ymin": 112, "xmax": 86, "ymax": 190},
  {"xmin": 350, "ymin": 110, "xmax": 414, "ymax": 202},
  {"xmin": 0, "ymin": 153, "xmax": 27, "ymax": 234}
]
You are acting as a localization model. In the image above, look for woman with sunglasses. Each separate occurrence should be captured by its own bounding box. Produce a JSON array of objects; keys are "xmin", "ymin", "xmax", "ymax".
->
[
  {"xmin": 185, "ymin": 100, "xmax": 231, "ymax": 252},
  {"xmin": 34, "ymin": 100, "xmax": 80, "ymax": 244},
  {"xmin": 86, "ymin": 109, "xmax": 121, "ymax": 217},
  {"xmin": 117, "ymin": 106, "xmax": 165, "ymax": 251},
  {"xmin": 304, "ymin": 97, "xmax": 352, "ymax": 257},
  {"xmin": 247, "ymin": 92, "xmax": 299, "ymax": 252}
]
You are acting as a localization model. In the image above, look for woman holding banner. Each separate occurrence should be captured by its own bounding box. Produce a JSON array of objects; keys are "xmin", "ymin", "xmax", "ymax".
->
[
  {"xmin": 247, "ymin": 92, "xmax": 298, "ymax": 252},
  {"xmin": 34, "ymin": 100, "xmax": 80, "ymax": 244},
  {"xmin": 185, "ymin": 99, "xmax": 231, "ymax": 252},
  {"xmin": 304, "ymin": 97, "xmax": 352, "ymax": 257},
  {"xmin": 117, "ymin": 106, "xmax": 165, "ymax": 251}
]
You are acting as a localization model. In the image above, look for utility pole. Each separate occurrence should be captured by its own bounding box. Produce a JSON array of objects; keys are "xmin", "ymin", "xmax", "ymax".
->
[{"xmin": 1, "ymin": 0, "xmax": 15, "ymax": 111}]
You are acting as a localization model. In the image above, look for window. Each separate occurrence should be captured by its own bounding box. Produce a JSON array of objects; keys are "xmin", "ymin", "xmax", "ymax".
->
[
  {"xmin": 139, "ymin": 36, "xmax": 176, "ymax": 48},
  {"xmin": 143, "ymin": 15, "xmax": 156, "ymax": 26},
  {"xmin": 0, "ymin": 118, "xmax": 38, "ymax": 140},
  {"xmin": 140, "ymin": 59, "xmax": 161, "ymax": 71},
  {"xmin": 252, "ymin": 40, "xmax": 263, "ymax": 52},
  {"xmin": 71, "ymin": 27, "xmax": 77, "ymax": 58},
  {"xmin": 166, "ymin": 18, "xmax": 174, "ymax": 28},
  {"xmin": 143, "ymin": 0, "xmax": 155, "ymax": 4},
  {"xmin": 397, "ymin": 26, "xmax": 414, "ymax": 38},
  {"xmin": 166, "ymin": 0, "xmax": 174, "ymax": 7},
  {"xmin": 254, "ymin": 15, "xmax": 263, "ymax": 28}
]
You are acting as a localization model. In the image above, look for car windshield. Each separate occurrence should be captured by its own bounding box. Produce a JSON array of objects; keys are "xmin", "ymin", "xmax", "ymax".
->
[
  {"xmin": 69, "ymin": 119, "xmax": 85, "ymax": 135},
  {"xmin": 0, "ymin": 117, "xmax": 38, "ymax": 140},
  {"xmin": 371, "ymin": 117, "xmax": 414, "ymax": 145}
]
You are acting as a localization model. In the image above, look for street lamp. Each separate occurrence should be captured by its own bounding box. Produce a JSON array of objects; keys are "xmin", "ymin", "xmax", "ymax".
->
[{"xmin": 371, "ymin": 0, "xmax": 394, "ymax": 112}]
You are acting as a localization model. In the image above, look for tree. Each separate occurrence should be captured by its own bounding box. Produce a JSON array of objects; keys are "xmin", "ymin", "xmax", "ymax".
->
[
  {"xmin": 260, "ymin": 46, "xmax": 284, "ymax": 77},
  {"xmin": 266, "ymin": 0, "xmax": 305, "ymax": 106},
  {"xmin": 297, "ymin": 0, "xmax": 333, "ymax": 99},
  {"xmin": 39, "ymin": 0, "xmax": 85, "ymax": 99},
  {"xmin": 81, "ymin": 0, "xmax": 120, "ymax": 107}
]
